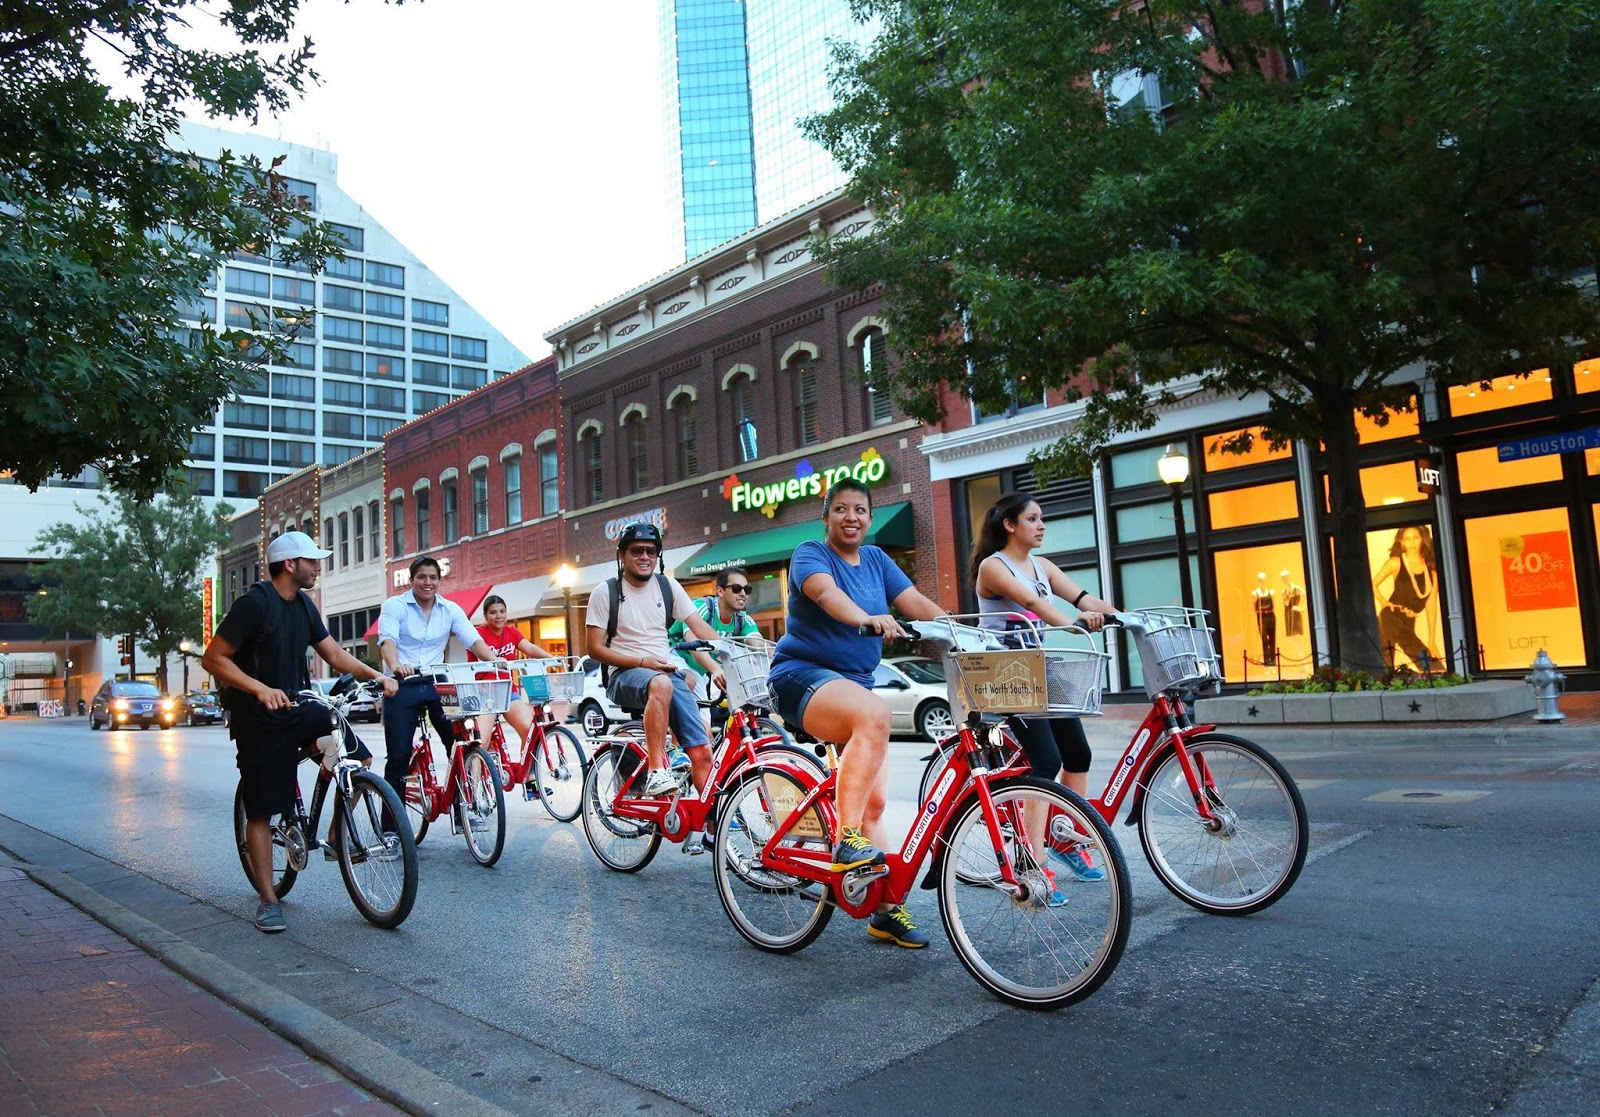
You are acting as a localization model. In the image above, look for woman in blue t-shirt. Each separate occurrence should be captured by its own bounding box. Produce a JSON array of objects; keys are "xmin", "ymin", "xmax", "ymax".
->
[{"xmin": 768, "ymin": 478, "xmax": 946, "ymax": 949}]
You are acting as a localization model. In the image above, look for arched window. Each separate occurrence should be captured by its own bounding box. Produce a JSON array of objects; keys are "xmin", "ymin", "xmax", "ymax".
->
[
  {"xmin": 471, "ymin": 465, "xmax": 489, "ymax": 534},
  {"xmin": 626, "ymin": 412, "xmax": 648, "ymax": 493},
  {"xmin": 415, "ymin": 487, "xmax": 431, "ymax": 550},
  {"xmin": 369, "ymin": 500, "xmax": 381, "ymax": 559},
  {"xmin": 337, "ymin": 512, "xmax": 349, "ymax": 567},
  {"xmin": 537, "ymin": 435, "xmax": 559, "ymax": 516},
  {"xmin": 353, "ymin": 506, "xmax": 365, "ymax": 563},
  {"xmin": 503, "ymin": 453, "xmax": 523, "ymax": 524},
  {"xmin": 580, "ymin": 426, "xmax": 603, "ymax": 504},
  {"xmin": 323, "ymin": 517, "xmax": 334, "ymax": 555},
  {"xmin": 789, "ymin": 351, "xmax": 819, "ymax": 446},
  {"xmin": 672, "ymin": 394, "xmax": 698, "ymax": 477},
  {"xmin": 859, "ymin": 327, "xmax": 893, "ymax": 426},
  {"xmin": 729, "ymin": 374, "xmax": 757, "ymax": 462},
  {"xmin": 441, "ymin": 478, "xmax": 459, "ymax": 544},
  {"xmin": 390, "ymin": 496, "xmax": 405, "ymax": 555}
]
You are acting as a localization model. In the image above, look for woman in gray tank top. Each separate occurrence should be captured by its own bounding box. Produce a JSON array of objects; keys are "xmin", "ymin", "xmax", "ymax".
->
[{"xmin": 972, "ymin": 493, "xmax": 1119, "ymax": 892}]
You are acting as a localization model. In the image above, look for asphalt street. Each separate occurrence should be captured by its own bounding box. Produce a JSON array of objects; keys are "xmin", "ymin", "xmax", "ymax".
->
[{"xmin": 0, "ymin": 714, "xmax": 1595, "ymax": 1116}]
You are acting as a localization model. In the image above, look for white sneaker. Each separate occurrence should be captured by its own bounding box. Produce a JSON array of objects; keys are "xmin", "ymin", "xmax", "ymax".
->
[
  {"xmin": 642, "ymin": 768, "xmax": 677, "ymax": 797},
  {"xmin": 683, "ymin": 831, "xmax": 706, "ymax": 855}
]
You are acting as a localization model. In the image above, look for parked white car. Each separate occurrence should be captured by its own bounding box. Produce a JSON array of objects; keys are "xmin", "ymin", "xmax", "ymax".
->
[
  {"xmin": 876, "ymin": 657, "xmax": 954, "ymax": 741},
  {"xmin": 576, "ymin": 660, "xmax": 628, "ymax": 737},
  {"xmin": 313, "ymin": 677, "xmax": 382, "ymax": 723}
]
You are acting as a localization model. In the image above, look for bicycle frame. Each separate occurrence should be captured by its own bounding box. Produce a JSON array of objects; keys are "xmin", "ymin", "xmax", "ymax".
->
[
  {"xmin": 485, "ymin": 703, "xmax": 557, "ymax": 789},
  {"xmin": 408, "ymin": 718, "xmax": 476, "ymax": 825},
  {"xmin": 751, "ymin": 721, "xmax": 1033, "ymax": 919},
  {"xmin": 1089, "ymin": 695, "xmax": 1222, "ymax": 827}
]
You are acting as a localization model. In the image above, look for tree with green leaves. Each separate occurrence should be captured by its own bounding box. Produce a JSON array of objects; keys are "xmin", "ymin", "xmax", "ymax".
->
[
  {"xmin": 807, "ymin": 0, "xmax": 1600, "ymax": 667},
  {"xmin": 0, "ymin": 0, "xmax": 400, "ymax": 497},
  {"xmin": 27, "ymin": 487, "xmax": 234, "ymax": 689}
]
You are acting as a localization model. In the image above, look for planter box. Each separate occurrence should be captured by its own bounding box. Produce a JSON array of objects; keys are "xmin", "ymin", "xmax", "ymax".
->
[{"xmin": 1196, "ymin": 679, "xmax": 1536, "ymax": 725}]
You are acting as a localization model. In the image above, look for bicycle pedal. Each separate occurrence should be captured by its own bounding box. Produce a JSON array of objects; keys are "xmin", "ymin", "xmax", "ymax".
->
[{"xmin": 844, "ymin": 864, "xmax": 890, "ymax": 884}]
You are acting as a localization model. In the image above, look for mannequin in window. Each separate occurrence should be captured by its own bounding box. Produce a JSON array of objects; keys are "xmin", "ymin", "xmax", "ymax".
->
[
  {"xmin": 1372, "ymin": 525, "xmax": 1446, "ymax": 671},
  {"xmin": 1280, "ymin": 569, "xmax": 1306, "ymax": 639},
  {"xmin": 1252, "ymin": 572, "xmax": 1276, "ymax": 665}
]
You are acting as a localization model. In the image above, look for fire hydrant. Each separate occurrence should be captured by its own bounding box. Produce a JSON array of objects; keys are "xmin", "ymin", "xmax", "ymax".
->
[{"xmin": 1525, "ymin": 650, "xmax": 1566, "ymax": 723}]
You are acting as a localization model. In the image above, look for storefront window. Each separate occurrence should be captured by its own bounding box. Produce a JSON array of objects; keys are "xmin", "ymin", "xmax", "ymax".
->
[
  {"xmin": 1354, "ymin": 400, "xmax": 1420, "ymax": 444},
  {"xmin": 1208, "ymin": 480, "xmax": 1298, "ymax": 530},
  {"xmin": 1109, "ymin": 445, "xmax": 1172, "ymax": 488},
  {"xmin": 965, "ymin": 475, "xmax": 1003, "ymax": 544},
  {"xmin": 1574, "ymin": 358, "xmax": 1600, "ymax": 393},
  {"xmin": 1117, "ymin": 556, "xmax": 1200, "ymax": 689},
  {"xmin": 1115, "ymin": 499, "xmax": 1194, "ymax": 543},
  {"xmin": 1360, "ymin": 460, "xmax": 1428, "ymax": 506},
  {"xmin": 1463, "ymin": 508, "xmax": 1586, "ymax": 670},
  {"xmin": 1447, "ymin": 371, "xmax": 1553, "ymax": 417},
  {"xmin": 1212, "ymin": 543, "xmax": 1311, "ymax": 682},
  {"xmin": 1040, "ymin": 513, "xmax": 1096, "ymax": 554},
  {"xmin": 1202, "ymin": 427, "xmax": 1289, "ymax": 472},
  {"xmin": 1454, "ymin": 445, "xmax": 1562, "ymax": 494},
  {"xmin": 1368, "ymin": 524, "xmax": 1449, "ymax": 673}
]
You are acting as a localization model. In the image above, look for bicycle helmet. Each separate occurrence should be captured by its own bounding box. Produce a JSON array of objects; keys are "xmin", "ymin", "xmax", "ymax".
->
[{"xmin": 616, "ymin": 521, "xmax": 664, "ymax": 552}]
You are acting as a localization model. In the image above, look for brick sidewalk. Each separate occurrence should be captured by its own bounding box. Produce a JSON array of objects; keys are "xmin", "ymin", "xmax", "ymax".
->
[{"xmin": 0, "ymin": 866, "xmax": 399, "ymax": 1116}]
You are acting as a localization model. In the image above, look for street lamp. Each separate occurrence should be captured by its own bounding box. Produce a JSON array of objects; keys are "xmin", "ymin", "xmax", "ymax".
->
[
  {"xmin": 1157, "ymin": 444, "xmax": 1195, "ymax": 611},
  {"xmin": 178, "ymin": 638, "xmax": 191, "ymax": 695},
  {"xmin": 555, "ymin": 563, "xmax": 578, "ymax": 657}
]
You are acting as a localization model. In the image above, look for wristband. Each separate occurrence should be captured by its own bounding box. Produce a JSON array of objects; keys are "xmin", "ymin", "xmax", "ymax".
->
[{"xmin": 1071, "ymin": 588, "xmax": 1091, "ymax": 608}]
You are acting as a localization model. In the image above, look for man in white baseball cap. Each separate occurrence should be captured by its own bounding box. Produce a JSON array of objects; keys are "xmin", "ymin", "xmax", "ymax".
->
[{"xmin": 204, "ymin": 528, "xmax": 397, "ymax": 934}]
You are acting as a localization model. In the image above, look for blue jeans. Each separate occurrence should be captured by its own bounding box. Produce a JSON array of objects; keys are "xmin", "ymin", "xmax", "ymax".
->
[{"xmin": 606, "ymin": 668, "xmax": 709, "ymax": 748}]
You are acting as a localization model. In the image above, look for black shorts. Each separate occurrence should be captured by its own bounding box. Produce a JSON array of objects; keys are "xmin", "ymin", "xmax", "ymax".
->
[
  {"xmin": 231, "ymin": 702, "xmax": 369, "ymax": 820},
  {"xmin": 1007, "ymin": 715, "xmax": 1092, "ymax": 777}
]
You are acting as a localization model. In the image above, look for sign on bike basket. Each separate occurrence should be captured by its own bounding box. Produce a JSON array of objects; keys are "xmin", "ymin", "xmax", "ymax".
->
[
  {"xmin": 427, "ymin": 662, "xmax": 513, "ymax": 716},
  {"xmin": 512, "ymin": 656, "xmax": 585, "ymax": 704},
  {"xmin": 759, "ymin": 770, "xmax": 827, "ymax": 840},
  {"xmin": 918, "ymin": 617, "xmax": 1108, "ymax": 717}
]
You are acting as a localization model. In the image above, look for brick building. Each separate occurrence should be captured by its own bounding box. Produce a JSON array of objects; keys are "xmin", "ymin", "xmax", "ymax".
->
[
  {"xmin": 546, "ymin": 193, "xmax": 954, "ymax": 643},
  {"xmin": 380, "ymin": 357, "xmax": 572, "ymax": 651}
]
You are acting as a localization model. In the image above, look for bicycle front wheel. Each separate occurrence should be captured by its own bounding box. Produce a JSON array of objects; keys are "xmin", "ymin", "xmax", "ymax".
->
[
  {"xmin": 1137, "ymin": 732, "xmax": 1307, "ymax": 915},
  {"xmin": 232, "ymin": 782, "xmax": 297, "ymax": 900},
  {"xmin": 712, "ymin": 767, "xmax": 832, "ymax": 953},
  {"xmin": 333, "ymin": 771, "xmax": 418, "ymax": 928},
  {"xmin": 532, "ymin": 725, "xmax": 587, "ymax": 823},
  {"xmin": 580, "ymin": 746, "xmax": 661, "ymax": 872},
  {"xmin": 456, "ymin": 745, "xmax": 507, "ymax": 867},
  {"xmin": 939, "ymin": 777, "xmax": 1130, "ymax": 1010}
]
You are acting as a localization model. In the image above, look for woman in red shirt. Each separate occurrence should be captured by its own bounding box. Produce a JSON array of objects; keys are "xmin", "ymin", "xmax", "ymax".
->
[{"xmin": 477, "ymin": 595, "xmax": 554, "ymax": 760}]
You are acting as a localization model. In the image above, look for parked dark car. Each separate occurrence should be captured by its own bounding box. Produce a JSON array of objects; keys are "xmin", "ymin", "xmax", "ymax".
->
[
  {"xmin": 89, "ymin": 681, "xmax": 179, "ymax": 731},
  {"xmin": 181, "ymin": 691, "xmax": 222, "ymax": 726}
]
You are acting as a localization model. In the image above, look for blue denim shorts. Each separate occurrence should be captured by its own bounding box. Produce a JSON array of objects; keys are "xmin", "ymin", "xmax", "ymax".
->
[
  {"xmin": 768, "ymin": 663, "xmax": 850, "ymax": 731},
  {"xmin": 606, "ymin": 667, "xmax": 709, "ymax": 748}
]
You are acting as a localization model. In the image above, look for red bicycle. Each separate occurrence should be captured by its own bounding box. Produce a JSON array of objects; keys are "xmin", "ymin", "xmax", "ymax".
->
[
  {"xmin": 400, "ymin": 663, "xmax": 511, "ymax": 867},
  {"xmin": 711, "ymin": 618, "xmax": 1130, "ymax": 1009},
  {"xmin": 580, "ymin": 636, "xmax": 821, "ymax": 872},
  {"xmin": 480, "ymin": 657, "xmax": 589, "ymax": 823},
  {"xmin": 917, "ymin": 608, "xmax": 1308, "ymax": 915}
]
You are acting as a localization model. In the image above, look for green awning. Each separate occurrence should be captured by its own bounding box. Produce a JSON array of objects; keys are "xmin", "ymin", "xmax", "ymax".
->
[{"xmin": 678, "ymin": 501, "xmax": 916, "ymax": 578}]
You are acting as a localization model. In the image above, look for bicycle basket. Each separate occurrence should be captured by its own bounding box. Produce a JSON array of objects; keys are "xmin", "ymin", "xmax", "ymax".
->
[
  {"xmin": 1124, "ymin": 609, "xmax": 1224, "ymax": 698},
  {"xmin": 512, "ymin": 657, "xmax": 584, "ymax": 703},
  {"xmin": 426, "ymin": 662, "xmax": 513, "ymax": 717},
  {"xmin": 718, "ymin": 637, "xmax": 773, "ymax": 710}
]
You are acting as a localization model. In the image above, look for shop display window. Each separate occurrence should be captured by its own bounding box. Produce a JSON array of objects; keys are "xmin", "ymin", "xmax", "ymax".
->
[
  {"xmin": 1116, "ymin": 555, "xmax": 1201, "ymax": 690},
  {"xmin": 1463, "ymin": 508, "xmax": 1586, "ymax": 670},
  {"xmin": 1208, "ymin": 480, "xmax": 1298, "ymax": 530},
  {"xmin": 1211, "ymin": 543, "xmax": 1312, "ymax": 683},
  {"xmin": 1359, "ymin": 460, "xmax": 1428, "ymax": 507},
  {"xmin": 1454, "ymin": 445, "xmax": 1562, "ymax": 494},
  {"xmin": 1354, "ymin": 399, "xmax": 1420, "ymax": 444},
  {"xmin": 1040, "ymin": 513, "xmax": 1096, "ymax": 554},
  {"xmin": 1575, "ymin": 358, "xmax": 1600, "ymax": 393},
  {"xmin": 1367, "ymin": 525, "xmax": 1449, "ymax": 673},
  {"xmin": 965, "ymin": 475, "xmax": 1003, "ymax": 543},
  {"xmin": 1203, "ymin": 427, "xmax": 1290, "ymax": 472},
  {"xmin": 1115, "ymin": 499, "xmax": 1194, "ymax": 544},
  {"xmin": 1109, "ymin": 445, "xmax": 1173, "ymax": 488},
  {"xmin": 1446, "ymin": 370, "xmax": 1553, "ymax": 417}
]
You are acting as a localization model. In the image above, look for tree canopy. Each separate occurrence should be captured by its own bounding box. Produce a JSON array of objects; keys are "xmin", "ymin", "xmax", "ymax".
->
[
  {"xmin": 0, "ymin": 0, "xmax": 393, "ymax": 496},
  {"xmin": 27, "ymin": 486, "xmax": 234, "ymax": 682},
  {"xmin": 808, "ymin": 0, "xmax": 1600, "ymax": 665}
]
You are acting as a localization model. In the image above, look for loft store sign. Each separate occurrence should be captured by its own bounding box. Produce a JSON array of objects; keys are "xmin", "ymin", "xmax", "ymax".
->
[{"xmin": 725, "ymin": 450, "xmax": 889, "ymax": 514}]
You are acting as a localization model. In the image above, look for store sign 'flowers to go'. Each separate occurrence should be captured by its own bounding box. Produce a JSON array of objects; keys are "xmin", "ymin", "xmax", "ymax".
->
[{"xmin": 724, "ymin": 447, "xmax": 890, "ymax": 513}]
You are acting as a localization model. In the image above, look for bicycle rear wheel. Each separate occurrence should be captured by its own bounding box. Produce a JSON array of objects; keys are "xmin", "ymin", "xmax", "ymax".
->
[
  {"xmin": 712, "ymin": 767, "xmax": 832, "ymax": 953},
  {"xmin": 333, "ymin": 771, "xmax": 418, "ymax": 928},
  {"xmin": 938, "ymin": 777, "xmax": 1130, "ymax": 1010},
  {"xmin": 532, "ymin": 724, "xmax": 587, "ymax": 823},
  {"xmin": 580, "ymin": 746, "xmax": 661, "ymax": 872},
  {"xmin": 232, "ymin": 781, "xmax": 297, "ymax": 900},
  {"xmin": 456, "ymin": 745, "xmax": 506, "ymax": 867},
  {"xmin": 1137, "ymin": 732, "xmax": 1307, "ymax": 915}
]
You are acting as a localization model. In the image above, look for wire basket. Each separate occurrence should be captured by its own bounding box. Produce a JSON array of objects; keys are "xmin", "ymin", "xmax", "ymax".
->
[
  {"xmin": 910, "ymin": 616, "xmax": 1108, "ymax": 717},
  {"xmin": 1120, "ymin": 608, "xmax": 1224, "ymax": 699},
  {"xmin": 716, "ymin": 636, "xmax": 774, "ymax": 710},
  {"xmin": 511, "ymin": 657, "xmax": 585, "ymax": 703},
  {"xmin": 425, "ymin": 662, "xmax": 513, "ymax": 717}
]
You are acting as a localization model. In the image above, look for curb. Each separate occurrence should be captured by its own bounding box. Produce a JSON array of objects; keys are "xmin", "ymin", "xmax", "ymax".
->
[{"xmin": 2, "ymin": 848, "xmax": 517, "ymax": 1117}]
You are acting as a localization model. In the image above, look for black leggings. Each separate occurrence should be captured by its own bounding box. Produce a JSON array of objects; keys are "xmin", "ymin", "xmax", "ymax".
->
[{"xmin": 1006, "ymin": 715, "xmax": 1091, "ymax": 777}]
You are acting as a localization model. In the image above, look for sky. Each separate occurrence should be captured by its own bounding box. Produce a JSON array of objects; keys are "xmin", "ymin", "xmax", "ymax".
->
[{"xmin": 214, "ymin": 0, "xmax": 680, "ymax": 361}]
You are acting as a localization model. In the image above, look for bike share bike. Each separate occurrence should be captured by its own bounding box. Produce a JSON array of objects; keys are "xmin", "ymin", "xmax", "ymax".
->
[
  {"xmin": 230, "ymin": 676, "xmax": 419, "ymax": 928},
  {"xmin": 580, "ymin": 635, "xmax": 821, "ymax": 872},
  {"xmin": 399, "ymin": 662, "xmax": 513, "ymax": 867},
  {"xmin": 480, "ymin": 657, "xmax": 590, "ymax": 823},
  {"xmin": 917, "ymin": 608, "xmax": 1309, "ymax": 915},
  {"xmin": 711, "ymin": 617, "xmax": 1132, "ymax": 1009}
]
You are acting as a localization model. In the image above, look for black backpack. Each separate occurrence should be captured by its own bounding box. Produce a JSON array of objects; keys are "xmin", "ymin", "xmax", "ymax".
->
[
  {"xmin": 601, "ymin": 573, "xmax": 675, "ymax": 685},
  {"xmin": 218, "ymin": 581, "xmax": 318, "ymax": 710}
]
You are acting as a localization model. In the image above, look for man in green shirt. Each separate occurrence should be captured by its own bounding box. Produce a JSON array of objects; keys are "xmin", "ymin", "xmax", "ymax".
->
[{"xmin": 669, "ymin": 566, "xmax": 761, "ymax": 680}]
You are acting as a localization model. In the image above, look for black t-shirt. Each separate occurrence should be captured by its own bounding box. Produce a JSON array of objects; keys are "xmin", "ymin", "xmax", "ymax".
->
[{"xmin": 215, "ymin": 582, "xmax": 329, "ymax": 721}]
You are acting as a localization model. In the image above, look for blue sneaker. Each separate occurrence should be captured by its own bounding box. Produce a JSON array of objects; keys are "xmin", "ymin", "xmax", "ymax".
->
[
  {"xmin": 1042, "ymin": 869, "xmax": 1069, "ymax": 908},
  {"xmin": 667, "ymin": 745, "xmax": 691, "ymax": 771},
  {"xmin": 1049, "ymin": 845, "xmax": 1106, "ymax": 882},
  {"xmin": 867, "ymin": 905, "xmax": 930, "ymax": 949}
]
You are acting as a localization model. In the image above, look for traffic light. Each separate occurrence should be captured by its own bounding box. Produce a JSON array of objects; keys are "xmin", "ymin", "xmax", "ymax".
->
[{"xmin": 117, "ymin": 635, "xmax": 132, "ymax": 665}]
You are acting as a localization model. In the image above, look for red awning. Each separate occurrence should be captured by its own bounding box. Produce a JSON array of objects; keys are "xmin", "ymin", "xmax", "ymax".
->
[{"xmin": 362, "ymin": 584, "xmax": 495, "ymax": 640}]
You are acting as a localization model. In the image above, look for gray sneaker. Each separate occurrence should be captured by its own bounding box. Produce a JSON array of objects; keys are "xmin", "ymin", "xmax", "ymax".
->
[
  {"xmin": 376, "ymin": 833, "xmax": 404, "ymax": 862},
  {"xmin": 253, "ymin": 902, "xmax": 287, "ymax": 934},
  {"xmin": 683, "ymin": 831, "xmax": 707, "ymax": 856}
]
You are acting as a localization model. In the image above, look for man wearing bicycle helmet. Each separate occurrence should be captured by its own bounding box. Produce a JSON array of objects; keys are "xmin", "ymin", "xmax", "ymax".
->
[
  {"xmin": 585, "ymin": 522, "xmax": 726, "ymax": 800},
  {"xmin": 203, "ymin": 531, "xmax": 397, "ymax": 934}
]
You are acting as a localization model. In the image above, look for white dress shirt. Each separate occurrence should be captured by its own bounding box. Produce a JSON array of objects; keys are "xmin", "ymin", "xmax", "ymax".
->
[{"xmin": 377, "ymin": 590, "xmax": 480, "ymax": 671}]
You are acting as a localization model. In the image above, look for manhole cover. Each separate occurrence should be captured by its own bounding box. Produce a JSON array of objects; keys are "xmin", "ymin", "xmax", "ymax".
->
[
  {"xmin": 1364, "ymin": 788, "xmax": 1492, "ymax": 804},
  {"xmin": 1402, "ymin": 791, "xmax": 1442, "ymax": 799}
]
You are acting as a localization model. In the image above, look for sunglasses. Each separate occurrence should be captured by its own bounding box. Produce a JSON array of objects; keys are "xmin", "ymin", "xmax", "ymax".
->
[
  {"xmin": 625, "ymin": 546, "xmax": 659, "ymax": 558},
  {"xmin": 723, "ymin": 583, "xmax": 751, "ymax": 593}
]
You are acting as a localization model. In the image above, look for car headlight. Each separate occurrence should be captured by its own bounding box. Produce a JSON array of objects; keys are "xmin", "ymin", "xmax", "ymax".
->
[
  {"xmin": 161, "ymin": 698, "xmax": 176, "ymax": 710},
  {"xmin": 112, "ymin": 699, "xmax": 128, "ymax": 711}
]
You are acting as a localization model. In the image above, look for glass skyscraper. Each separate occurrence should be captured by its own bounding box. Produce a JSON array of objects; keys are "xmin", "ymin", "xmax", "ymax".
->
[{"xmin": 662, "ymin": 0, "xmax": 872, "ymax": 259}]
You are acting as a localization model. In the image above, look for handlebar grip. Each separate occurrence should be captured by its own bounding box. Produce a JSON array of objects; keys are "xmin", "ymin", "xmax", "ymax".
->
[
  {"xmin": 677, "ymin": 639, "xmax": 714, "ymax": 653},
  {"xmin": 856, "ymin": 623, "xmax": 878, "ymax": 636}
]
